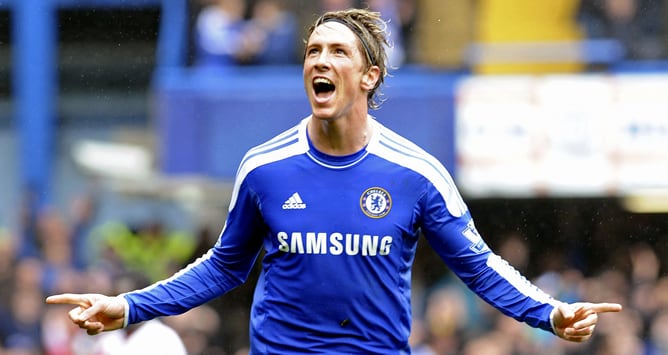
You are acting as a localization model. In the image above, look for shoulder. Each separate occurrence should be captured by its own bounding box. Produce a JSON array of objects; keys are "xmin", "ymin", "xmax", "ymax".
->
[
  {"xmin": 236, "ymin": 118, "xmax": 309, "ymax": 179},
  {"xmin": 368, "ymin": 119, "xmax": 450, "ymax": 180},
  {"xmin": 227, "ymin": 118, "xmax": 309, "ymax": 209},
  {"xmin": 368, "ymin": 119, "xmax": 468, "ymax": 217}
]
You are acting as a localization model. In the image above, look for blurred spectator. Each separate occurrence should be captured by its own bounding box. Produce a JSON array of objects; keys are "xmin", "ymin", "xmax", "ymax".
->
[
  {"xmin": 648, "ymin": 309, "xmax": 668, "ymax": 354},
  {"xmin": 17, "ymin": 187, "xmax": 42, "ymax": 260},
  {"xmin": 69, "ymin": 192, "xmax": 98, "ymax": 271},
  {"xmin": 163, "ymin": 304, "xmax": 224, "ymax": 355},
  {"xmin": 624, "ymin": 243, "xmax": 660, "ymax": 329},
  {"xmin": 396, "ymin": 0, "xmax": 417, "ymax": 63},
  {"xmin": 37, "ymin": 209, "xmax": 75, "ymax": 295},
  {"xmin": 242, "ymin": 0, "xmax": 299, "ymax": 65},
  {"xmin": 0, "ymin": 261, "xmax": 46, "ymax": 354},
  {"xmin": 578, "ymin": 0, "xmax": 667, "ymax": 60},
  {"xmin": 366, "ymin": 0, "xmax": 407, "ymax": 67},
  {"xmin": 193, "ymin": 0, "xmax": 299, "ymax": 67},
  {"xmin": 94, "ymin": 220, "xmax": 196, "ymax": 282},
  {"xmin": 595, "ymin": 332, "xmax": 646, "ymax": 355},
  {"xmin": 42, "ymin": 303, "xmax": 78, "ymax": 355},
  {"xmin": 496, "ymin": 232, "xmax": 529, "ymax": 274},
  {"xmin": 629, "ymin": 241, "xmax": 660, "ymax": 284},
  {"xmin": 0, "ymin": 229, "xmax": 16, "ymax": 305},
  {"xmin": 411, "ymin": 286, "xmax": 469, "ymax": 354},
  {"xmin": 319, "ymin": 0, "xmax": 358, "ymax": 12},
  {"xmin": 193, "ymin": 0, "xmax": 248, "ymax": 67},
  {"xmin": 460, "ymin": 332, "xmax": 511, "ymax": 355}
]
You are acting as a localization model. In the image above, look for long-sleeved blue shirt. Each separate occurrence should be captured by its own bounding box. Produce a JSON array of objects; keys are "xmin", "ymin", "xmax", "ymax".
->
[{"xmin": 123, "ymin": 116, "xmax": 560, "ymax": 354}]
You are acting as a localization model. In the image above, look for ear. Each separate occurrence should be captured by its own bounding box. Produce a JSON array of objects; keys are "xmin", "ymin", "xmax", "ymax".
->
[{"xmin": 361, "ymin": 66, "xmax": 381, "ymax": 91}]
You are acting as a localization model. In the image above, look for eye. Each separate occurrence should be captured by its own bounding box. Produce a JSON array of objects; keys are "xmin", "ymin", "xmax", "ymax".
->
[
  {"xmin": 307, "ymin": 47, "xmax": 319, "ymax": 56},
  {"xmin": 334, "ymin": 48, "xmax": 346, "ymax": 55}
]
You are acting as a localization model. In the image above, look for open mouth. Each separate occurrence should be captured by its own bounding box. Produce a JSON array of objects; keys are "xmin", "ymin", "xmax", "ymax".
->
[{"xmin": 313, "ymin": 77, "xmax": 335, "ymax": 97}]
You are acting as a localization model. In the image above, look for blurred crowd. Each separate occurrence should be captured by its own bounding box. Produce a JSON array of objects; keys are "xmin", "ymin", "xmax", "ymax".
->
[
  {"xmin": 1, "ymin": 0, "xmax": 668, "ymax": 354},
  {"xmin": 409, "ymin": 236, "xmax": 668, "ymax": 355},
  {"xmin": 1, "ymin": 187, "xmax": 668, "ymax": 354},
  {"xmin": 0, "ymin": 188, "xmax": 231, "ymax": 354},
  {"xmin": 191, "ymin": 0, "xmax": 412, "ymax": 68},
  {"xmin": 191, "ymin": 0, "xmax": 668, "ymax": 72},
  {"xmin": 578, "ymin": 0, "xmax": 667, "ymax": 61}
]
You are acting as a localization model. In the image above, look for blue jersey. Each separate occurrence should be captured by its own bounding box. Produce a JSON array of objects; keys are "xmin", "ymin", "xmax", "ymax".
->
[{"xmin": 123, "ymin": 117, "xmax": 559, "ymax": 354}]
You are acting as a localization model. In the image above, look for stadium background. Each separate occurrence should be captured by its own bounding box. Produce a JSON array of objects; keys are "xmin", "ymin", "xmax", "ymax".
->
[{"xmin": 0, "ymin": 0, "xmax": 667, "ymax": 354}]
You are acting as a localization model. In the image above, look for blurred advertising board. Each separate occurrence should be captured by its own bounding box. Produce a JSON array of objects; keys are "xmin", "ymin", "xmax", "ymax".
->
[
  {"xmin": 455, "ymin": 74, "xmax": 668, "ymax": 198},
  {"xmin": 155, "ymin": 67, "xmax": 457, "ymax": 180}
]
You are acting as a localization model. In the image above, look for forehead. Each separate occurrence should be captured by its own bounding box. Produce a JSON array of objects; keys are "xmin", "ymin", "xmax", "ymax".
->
[{"xmin": 307, "ymin": 21, "xmax": 359, "ymax": 47}]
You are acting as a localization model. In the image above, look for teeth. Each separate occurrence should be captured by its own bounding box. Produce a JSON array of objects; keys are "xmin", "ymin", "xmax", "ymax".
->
[{"xmin": 314, "ymin": 77, "xmax": 333, "ymax": 85}]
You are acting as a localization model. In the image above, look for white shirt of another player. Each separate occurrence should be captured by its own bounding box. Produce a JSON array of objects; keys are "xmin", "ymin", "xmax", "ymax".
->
[{"xmin": 91, "ymin": 319, "xmax": 187, "ymax": 355}]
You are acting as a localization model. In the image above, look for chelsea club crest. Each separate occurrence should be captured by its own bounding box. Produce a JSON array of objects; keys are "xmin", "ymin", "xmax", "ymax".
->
[{"xmin": 360, "ymin": 187, "xmax": 392, "ymax": 218}]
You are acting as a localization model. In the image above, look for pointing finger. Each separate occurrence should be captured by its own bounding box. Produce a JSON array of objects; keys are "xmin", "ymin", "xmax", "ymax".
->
[
  {"xmin": 588, "ymin": 303, "xmax": 623, "ymax": 314},
  {"xmin": 46, "ymin": 294, "xmax": 87, "ymax": 306}
]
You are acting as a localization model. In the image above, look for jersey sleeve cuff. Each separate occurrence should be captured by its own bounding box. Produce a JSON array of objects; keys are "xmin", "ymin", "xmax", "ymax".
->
[
  {"xmin": 118, "ymin": 294, "xmax": 130, "ymax": 328},
  {"xmin": 549, "ymin": 301, "xmax": 564, "ymax": 334}
]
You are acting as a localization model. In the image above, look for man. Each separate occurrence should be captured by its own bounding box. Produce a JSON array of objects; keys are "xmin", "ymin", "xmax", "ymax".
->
[{"xmin": 47, "ymin": 8, "xmax": 622, "ymax": 354}]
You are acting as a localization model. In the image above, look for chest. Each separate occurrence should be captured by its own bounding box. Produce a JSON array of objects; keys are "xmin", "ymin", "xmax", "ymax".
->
[{"xmin": 253, "ymin": 160, "xmax": 422, "ymax": 237}]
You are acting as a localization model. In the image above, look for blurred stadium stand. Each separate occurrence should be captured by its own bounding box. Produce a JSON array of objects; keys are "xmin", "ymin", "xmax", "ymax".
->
[{"xmin": 0, "ymin": 0, "xmax": 665, "ymax": 224}]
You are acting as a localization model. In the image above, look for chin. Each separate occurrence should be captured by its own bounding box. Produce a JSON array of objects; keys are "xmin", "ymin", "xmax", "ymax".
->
[{"xmin": 310, "ymin": 107, "xmax": 337, "ymax": 121}]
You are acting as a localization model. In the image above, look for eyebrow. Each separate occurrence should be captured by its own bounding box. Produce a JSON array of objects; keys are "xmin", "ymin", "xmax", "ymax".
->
[
  {"xmin": 319, "ymin": 17, "xmax": 375, "ymax": 66},
  {"xmin": 307, "ymin": 40, "xmax": 350, "ymax": 51}
]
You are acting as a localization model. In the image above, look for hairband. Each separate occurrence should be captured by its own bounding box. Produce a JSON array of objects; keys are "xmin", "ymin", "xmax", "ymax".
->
[{"xmin": 320, "ymin": 17, "xmax": 376, "ymax": 66}]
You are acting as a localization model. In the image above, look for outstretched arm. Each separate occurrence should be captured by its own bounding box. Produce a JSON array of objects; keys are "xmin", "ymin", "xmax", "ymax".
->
[
  {"xmin": 45, "ymin": 293, "xmax": 127, "ymax": 335},
  {"xmin": 551, "ymin": 302, "xmax": 623, "ymax": 342}
]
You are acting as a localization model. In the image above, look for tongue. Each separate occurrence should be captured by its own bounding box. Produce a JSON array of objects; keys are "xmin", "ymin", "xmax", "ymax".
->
[{"xmin": 315, "ymin": 90, "xmax": 334, "ymax": 103}]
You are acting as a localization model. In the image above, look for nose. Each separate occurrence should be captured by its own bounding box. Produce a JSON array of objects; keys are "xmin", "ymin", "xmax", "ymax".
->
[{"xmin": 314, "ymin": 51, "xmax": 330, "ymax": 69}]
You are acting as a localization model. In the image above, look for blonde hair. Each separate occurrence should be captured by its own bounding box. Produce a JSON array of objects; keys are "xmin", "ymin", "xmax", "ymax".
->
[{"xmin": 305, "ymin": 8, "xmax": 389, "ymax": 109}]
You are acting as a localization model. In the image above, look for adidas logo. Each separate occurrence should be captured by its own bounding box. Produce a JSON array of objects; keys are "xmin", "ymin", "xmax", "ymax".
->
[{"xmin": 282, "ymin": 192, "xmax": 307, "ymax": 210}]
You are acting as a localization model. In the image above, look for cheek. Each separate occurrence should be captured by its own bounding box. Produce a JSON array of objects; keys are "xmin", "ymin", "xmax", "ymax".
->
[{"xmin": 302, "ymin": 64, "xmax": 314, "ymax": 89}]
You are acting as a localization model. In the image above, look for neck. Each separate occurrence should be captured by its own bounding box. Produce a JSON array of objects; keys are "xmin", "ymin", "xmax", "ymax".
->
[{"xmin": 308, "ymin": 114, "xmax": 372, "ymax": 156}]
